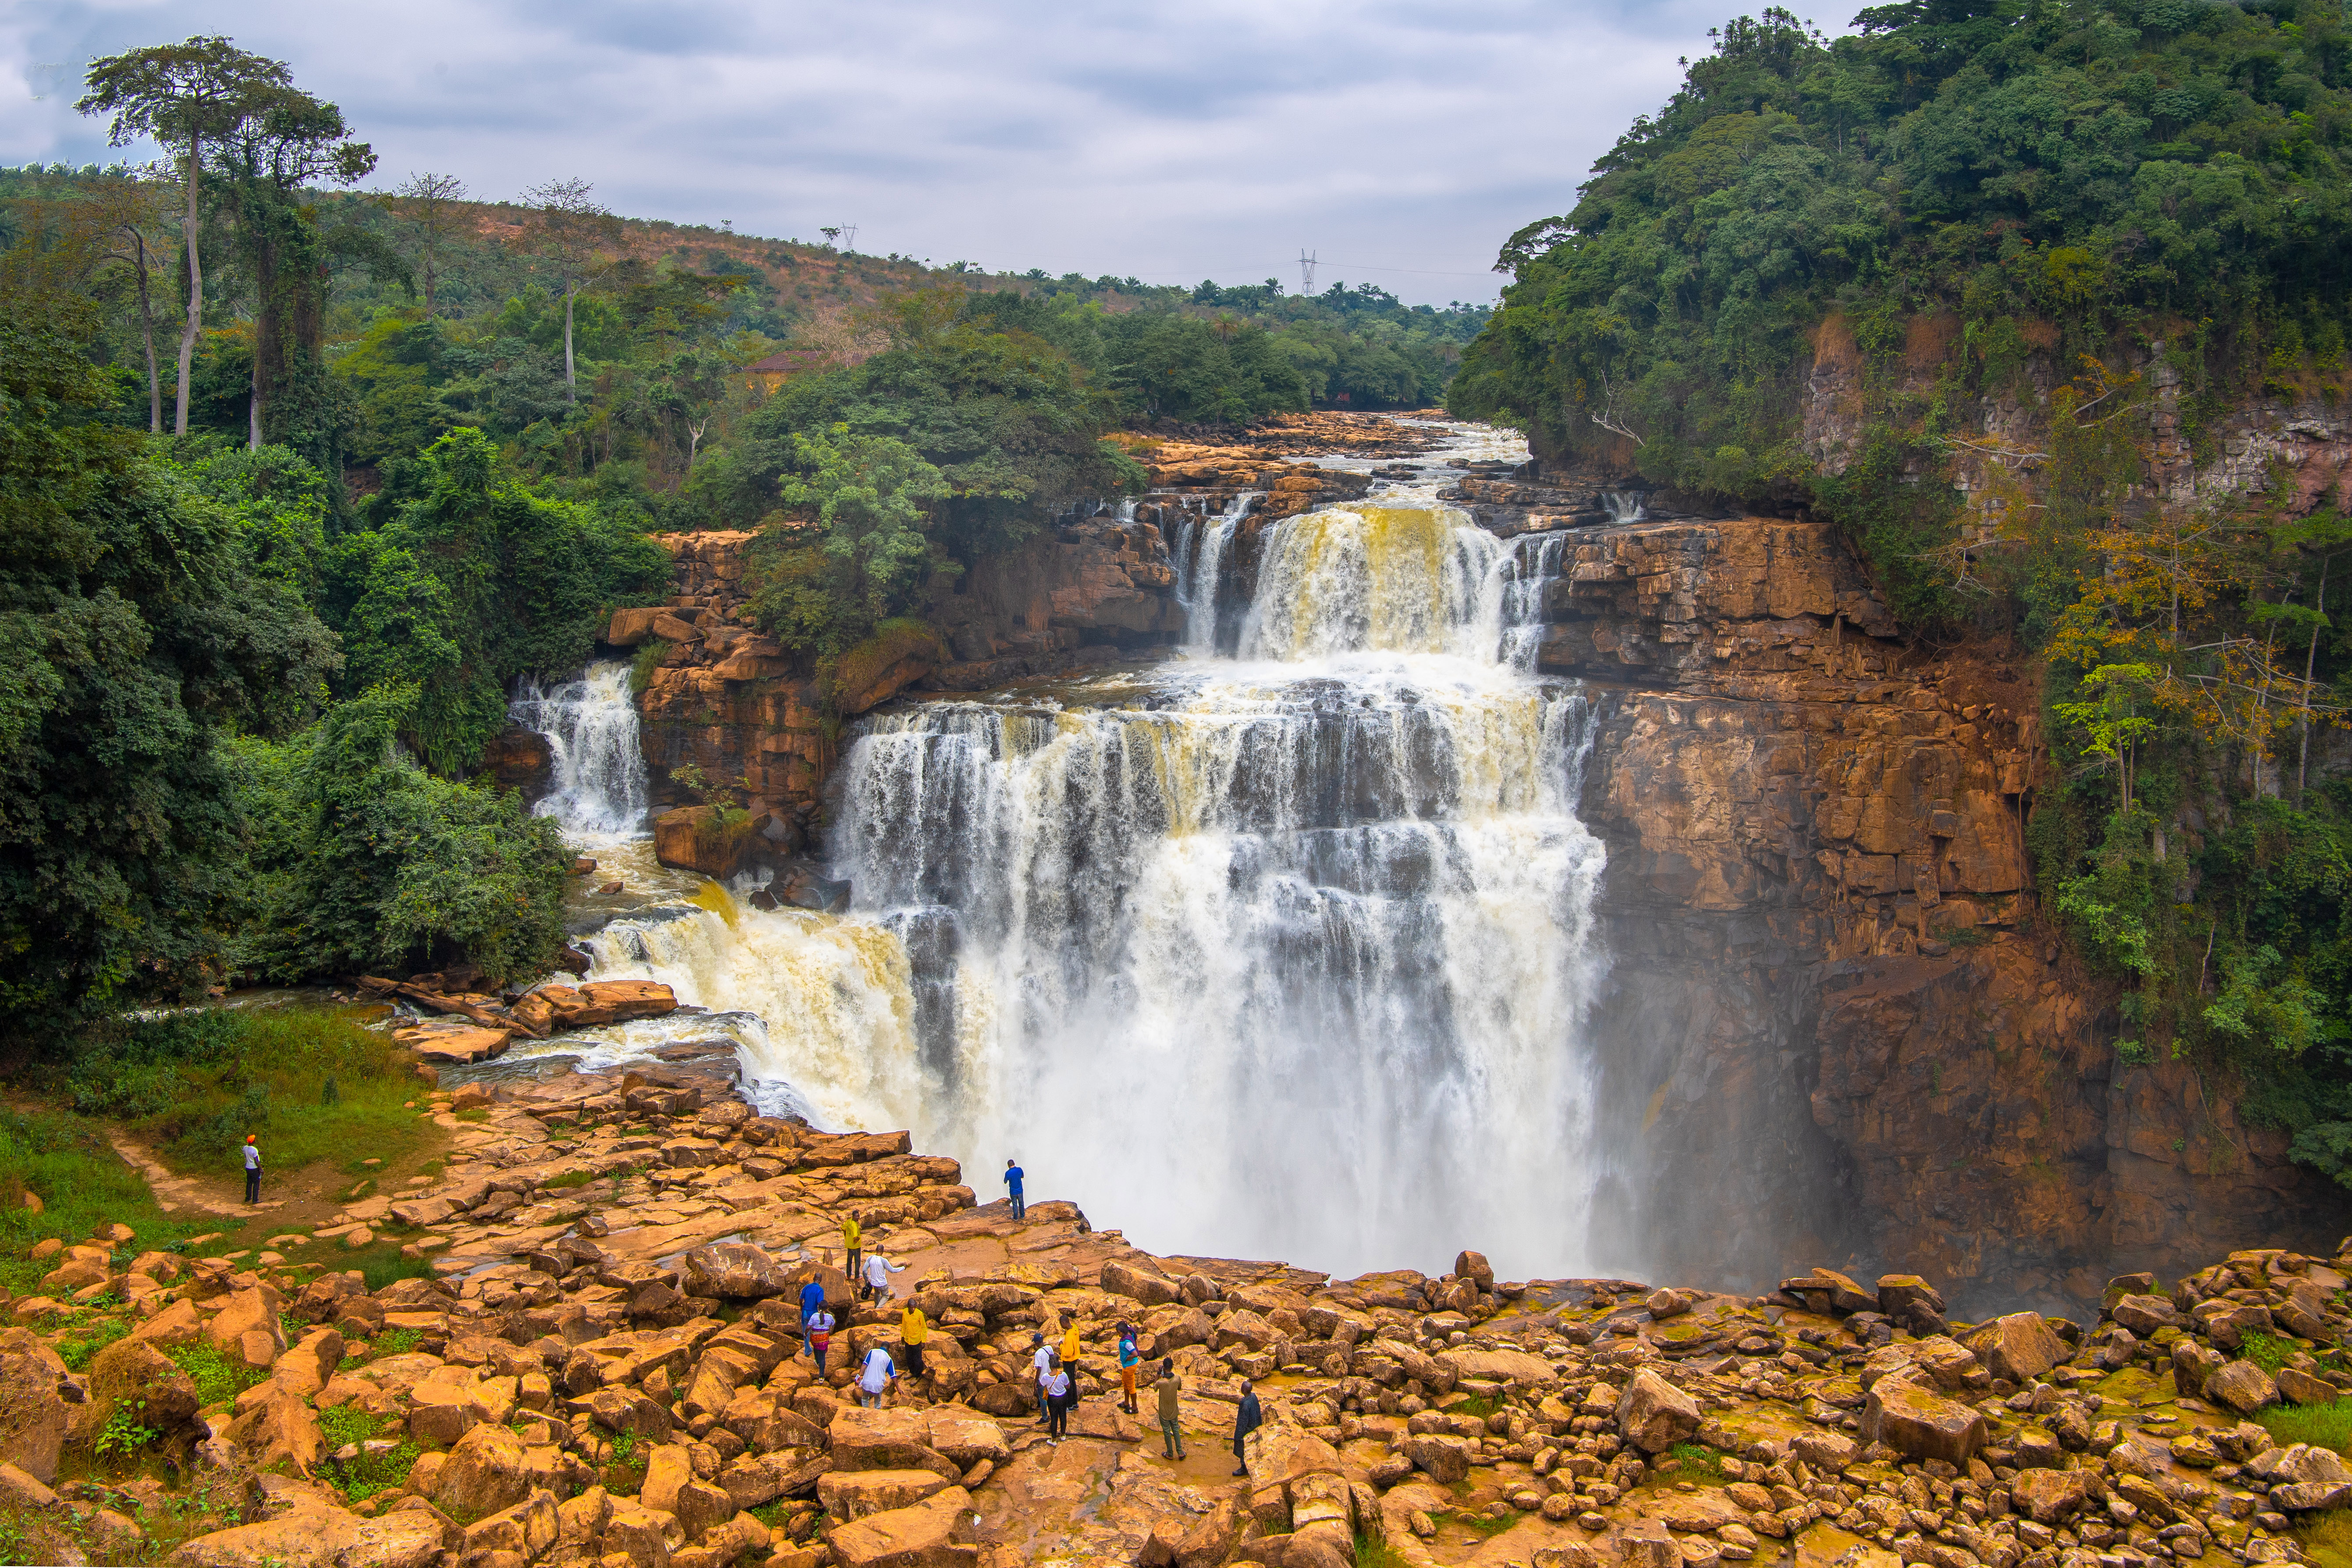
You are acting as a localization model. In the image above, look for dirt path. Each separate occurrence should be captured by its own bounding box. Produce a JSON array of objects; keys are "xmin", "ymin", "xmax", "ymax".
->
[{"xmin": 105, "ymin": 1130, "xmax": 289, "ymax": 1218}]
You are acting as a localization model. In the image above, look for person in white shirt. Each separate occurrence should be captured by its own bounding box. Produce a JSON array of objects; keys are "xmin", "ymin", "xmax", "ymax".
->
[
  {"xmin": 1031, "ymin": 1332, "xmax": 1054, "ymax": 1421},
  {"xmin": 861, "ymin": 1249, "xmax": 905, "ymax": 1303},
  {"xmin": 243, "ymin": 1135, "xmax": 261, "ymax": 1204},
  {"xmin": 858, "ymin": 1345, "xmax": 896, "ymax": 1407}
]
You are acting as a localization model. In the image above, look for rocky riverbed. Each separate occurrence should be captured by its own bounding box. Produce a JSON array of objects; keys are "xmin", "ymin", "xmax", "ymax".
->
[{"xmin": 5, "ymin": 1050, "xmax": 2352, "ymax": 1568}]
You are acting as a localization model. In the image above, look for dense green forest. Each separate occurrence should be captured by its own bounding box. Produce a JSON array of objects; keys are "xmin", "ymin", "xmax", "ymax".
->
[{"xmin": 1454, "ymin": 0, "xmax": 2352, "ymax": 1188}]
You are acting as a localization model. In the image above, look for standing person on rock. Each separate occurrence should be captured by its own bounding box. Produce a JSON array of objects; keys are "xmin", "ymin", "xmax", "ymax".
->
[
  {"xmin": 1231, "ymin": 1377, "xmax": 1262, "ymax": 1476},
  {"xmin": 841, "ymin": 1213, "xmax": 862, "ymax": 1281},
  {"xmin": 900, "ymin": 1300, "xmax": 929, "ymax": 1381},
  {"xmin": 1155, "ymin": 1358, "xmax": 1185, "ymax": 1460},
  {"xmin": 797, "ymin": 1275, "xmax": 825, "ymax": 1336},
  {"xmin": 1043, "ymin": 1355, "xmax": 1072, "ymax": 1442},
  {"xmin": 1030, "ymin": 1331, "xmax": 1054, "ymax": 1422},
  {"xmin": 807, "ymin": 1305, "xmax": 835, "ymax": 1378},
  {"xmin": 1059, "ymin": 1312, "xmax": 1083, "ymax": 1376},
  {"xmin": 861, "ymin": 1248, "xmax": 905, "ymax": 1303},
  {"xmin": 1003, "ymin": 1158, "xmax": 1024, "ymax": 1220},
  {"xmin": 857, "ymin": 1342, "xmax": 896, "ymax": 1408},
  {"xmin": 243, "ymin": 1134, "xmax": 261, "ymax": 1204},
  {"xmin": 1117, "ymin": 1322, "xmax": 1141, "ymax": 1415}
]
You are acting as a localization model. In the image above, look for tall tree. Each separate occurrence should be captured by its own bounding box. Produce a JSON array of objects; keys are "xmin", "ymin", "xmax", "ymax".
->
[
  {"xmin": 391, "ymin": 171, "xmax": 466, "ymax": 316},
  {"xmin": 77, "ymin": 36, "xmax": 291, "ymax": 438},
  {"xmin": 206, "ymin": 89, "xmax": 381, "ymax": 452},
  {"xmin": 522, "ymin": 178, "xmax": 621, "ymax": 404}
]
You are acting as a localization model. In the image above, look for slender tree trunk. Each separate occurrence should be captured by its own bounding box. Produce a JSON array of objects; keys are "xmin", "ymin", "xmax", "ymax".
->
[
  {"xmin": 563, "ymin": 280, "xmax": 578, "ymax": 402},
  {"xmin": 249, "ymin": 360, "xmax": 262, "ymax": 450},
  {"xmin": 174, "ymin": 139, "xmax": 203, "ymax": 438},
  {"xmin": 2299, "ymin": 555, "xmax": 2331, "ymax": 806},
  {"xmin": 129, "ymin": 230, "xmax": 160, "ymax": 434}
]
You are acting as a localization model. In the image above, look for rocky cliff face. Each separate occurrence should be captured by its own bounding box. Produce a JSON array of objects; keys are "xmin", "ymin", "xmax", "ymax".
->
[{"xmin": 1484, "ymin": 492, "xmax": 2347, "ymax": 1312}]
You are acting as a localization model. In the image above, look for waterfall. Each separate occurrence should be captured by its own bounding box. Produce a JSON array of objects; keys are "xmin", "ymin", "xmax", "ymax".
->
[
  {"xmin": 511, "ymin": 661, "xmax": 650, "ymax": 837},
  {"xmin": 824, "ymin": 496, "xmax": 1613, "ymax": 1278},
  {"xmin": 1176, "ymin": 491, "xmax": 1260, "ymax": 652}
]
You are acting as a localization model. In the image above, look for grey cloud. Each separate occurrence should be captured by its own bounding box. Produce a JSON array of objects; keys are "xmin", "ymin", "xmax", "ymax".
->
[{"xmin": 8, "ymin": 0, "xmax": 1776, "ymax": 303}]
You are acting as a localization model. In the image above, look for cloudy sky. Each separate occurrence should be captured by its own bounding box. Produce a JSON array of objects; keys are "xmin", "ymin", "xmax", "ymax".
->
[{"xmin": 7, "ymin": 0, "xmax": 1777, "ymax": 306}]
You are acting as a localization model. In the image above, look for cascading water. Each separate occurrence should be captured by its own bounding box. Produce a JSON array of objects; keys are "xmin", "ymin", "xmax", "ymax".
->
[
  {"xmin": 828, "ymin": 495, "xmax": 1614, "ymax": 1278},
  {"xmin": 512, "ymin": 661, "xmax": 651, "ymax": 836}
]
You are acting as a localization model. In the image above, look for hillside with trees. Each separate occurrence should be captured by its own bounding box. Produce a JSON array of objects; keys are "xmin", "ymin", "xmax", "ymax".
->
[{"xmin": 1452, "ymin": 0, "xmax": 2352, "ymax": 1191}]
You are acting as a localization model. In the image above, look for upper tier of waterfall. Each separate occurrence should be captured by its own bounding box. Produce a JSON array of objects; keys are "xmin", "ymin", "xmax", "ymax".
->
[{"xmin": 512, "ymin": 661, "xmax": 649, "ymax": 838}]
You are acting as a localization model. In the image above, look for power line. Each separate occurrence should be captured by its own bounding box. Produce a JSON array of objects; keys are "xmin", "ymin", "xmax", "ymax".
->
[{"xmin": 1299, "ymin": 249, "xmax": 1317, "ymax": 294}]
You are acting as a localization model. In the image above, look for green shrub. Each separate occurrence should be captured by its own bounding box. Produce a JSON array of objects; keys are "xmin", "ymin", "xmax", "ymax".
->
[
  {"xmin": 2242, "ymin": 1333, "xmax": 2295, "ymax": 1374},
  {"xmin": 54, "ymin": 1316, "xmax": 129, "ymax": 1372}
]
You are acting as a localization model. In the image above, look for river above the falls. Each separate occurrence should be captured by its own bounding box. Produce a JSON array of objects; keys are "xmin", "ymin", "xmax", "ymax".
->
[{"xmin": 505, "ymin": 419, "xmax": 1633, "ymax": 1281}]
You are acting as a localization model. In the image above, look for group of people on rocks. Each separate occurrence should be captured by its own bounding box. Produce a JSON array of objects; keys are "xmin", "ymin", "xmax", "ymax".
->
[{"xmin": 779, "ymin": 1156, "xmax": 1265, "ymax": 1470}]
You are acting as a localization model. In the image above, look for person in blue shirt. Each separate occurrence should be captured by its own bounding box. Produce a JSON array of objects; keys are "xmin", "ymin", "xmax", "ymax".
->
[
  {"xmin": 1117, "ymin": 1322, "xmax": 1141, "ymax": 1415},
  {"xmin": 798, "ymin": 1276, "xmax": 826, "ymax": 1335},
  {"xmin": 1003, "ymin": 1159, "xmax": 1025, "ymax": 1220}
]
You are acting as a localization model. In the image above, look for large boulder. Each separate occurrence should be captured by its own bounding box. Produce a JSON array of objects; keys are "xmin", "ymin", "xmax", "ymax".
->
[
  {"xmin": 1404, "ymin": 1434, "xmax": 1473, "ymax": 1484},
  {"xmin": 2205, "ymin": 1360, "xmax": 2280, "ymax": 1416},
  {"xmin": 828, "ymin": 1408, "xmax": 960, "ymax": 1480},
  {"xmin": 0, "ymin": 1331, "xmax": 74, "ymax": 1483},
  {"xmin": 1616, "ymin": 1367, "xmax": 1703, "ymax": 1454},
  {"xmin": 683, "ymin": 1242, "xmax": 793, "ymax": 1299},
  {"xmin": 2110, "ymin": 1294, "xmax": 2182, "ymax": 1336},
  {"xmin": 168, "ymin": 1504, "xmax": 448, "ymax": 1568},
  {"xmin": 820, "ymin": 1469, "xmax": 954, "ymax": 1521},
  {"xmin": 219, "ymin": 1385, "xmax": 323, "ymax": 1478},
  {"xmin": 1100, "ymin": 1259, "xmax": 1181, "ymax": 1306},
  {"xmin": 1439, "ymin": 1346, "xmax": 1550, "ymax": 1387},
  {"xmin": 825, "ymin": 1483, "xmax": 977, "ymax": 1568},
  {"xmin": 207, "ymin": 1287, "xmax": 287, "ymax": 1370},
  {"xmin": 2011, "ymin": 1469, "xmax": 2096, "ymax": 1525},
  {"xmin": 1862, "ymin": 1373, "xmax": 1986, "ymax": 1465},
  {"xmin": 434, "ymin": 1423, "xmax": 535, "ymax": 1516},
  {"xmin": 1964, "ymin": 1313, "xmax": 2067, "ymax": 1385},
  {"xmin": 71, "ymin": 1338, "xmax": 201, "ymax": 1454}
]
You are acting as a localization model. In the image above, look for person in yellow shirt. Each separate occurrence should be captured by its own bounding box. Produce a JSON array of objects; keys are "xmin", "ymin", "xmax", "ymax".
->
[
  {"xmin": 841, "ymin": 1214, "xmax": 862, "ymax": 1280},
  {"xmin": 1059, "ymin": 1314, "xmax": 1082, "ymax": 1374},
  {"xmin": 900, "ymin": 1302, "xmax": 929, "ymax": 1380}
]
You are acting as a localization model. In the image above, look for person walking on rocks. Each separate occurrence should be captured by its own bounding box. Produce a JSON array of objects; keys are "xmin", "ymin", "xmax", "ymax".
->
[
  {"xmin": 243, "ymin": 1134, "xmax": 261, "ymax": 1204},
  {"xmin": 857, "ymin": 1343, "xmax": 896, "ymax": 1408},
  {"xmin": 1003, "ymin": 1158, "xmax": 1025, "ymax": 1220},
  {"xmin": 1117, "ymin": 1323, "xmax": 1141, "ymax": 1415},
  {"xmin": 1043, "ymin": 1355, "xmax": 1073, "ymax": 1441},
  {"xmin": 807, "ymin": 1305, "xmax": 835, "ymax": 1378},
  {"xmin": 900, "ymin": 1301, "xmax": 929, "ymax": 1380},
  {"xmin": 861, "ymin": 1248, "xmax": 905, "ymax": 1303},
  {"xmin": 797, "ymin": 1275, "xmax": 825, "ymax": 1335},
  {"xmin": 1231, "ymin": 1377, "xmax": 1262, "ymax": 1476},
  {"xmin": 840, "ymin": 1213, "xmax": 862, "ymax": 1280},
  {"xmin": 1155, "ymin": 1358, "xmax": 1185, "ymax": 1460},
  {"xmin": 1030, "ymin": 1331, "xmax": 1054, "ymax": 1421}
]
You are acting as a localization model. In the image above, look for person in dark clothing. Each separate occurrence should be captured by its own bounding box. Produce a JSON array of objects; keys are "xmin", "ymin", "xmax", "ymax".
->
[
  {"xmin": 1003, "ymin": 1159, "xmax": 1025, "ymax": 1220},
  {"xmin": 798, "ymin": 1277, "xmax": 826, "ymax": 1333},
  {"xmin": 1043, "ymin": 1356, "xmax": 1073, "ymax": 1440},
  {"xmin": 1231, "ymin": 1378, "xmax": 1262, "ymax": 1475},
  {"xmin": 243, "ymin": 1135, "xmax": 261, "ymax": 1203}
]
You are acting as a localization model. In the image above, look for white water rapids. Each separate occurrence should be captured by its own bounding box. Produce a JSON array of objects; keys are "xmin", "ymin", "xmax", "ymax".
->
[{"xmin": 512, "ymin": 450, "xmax": 1618, "ymax": 1280}]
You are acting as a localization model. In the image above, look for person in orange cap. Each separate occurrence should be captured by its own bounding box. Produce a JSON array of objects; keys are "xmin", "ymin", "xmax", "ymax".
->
[{"xmin": 243, "ymin": 1134, "xmax": 261, "ymax": 1204}]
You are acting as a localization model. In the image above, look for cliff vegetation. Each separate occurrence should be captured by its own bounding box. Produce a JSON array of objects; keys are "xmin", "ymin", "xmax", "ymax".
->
[{"xmin": 1453, "ymin": 0, "xmax": 2352, "ymax": 1192}]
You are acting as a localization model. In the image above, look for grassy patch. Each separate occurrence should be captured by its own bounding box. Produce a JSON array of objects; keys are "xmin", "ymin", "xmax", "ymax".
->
[
  {"xmin": 1447, "ymin": 1391, "xmax": 1505, "ymax": 1420},
  {"xmin": 2296, "ymin": 1508, "xmax": 2352, "ymax": 1568},
  {"xmin": 2263, "ymin": 1400, "xmax": 2352, "ymax": 1455},
  {"xmin": 2242, "ymin": 1332, "xmax": 2295, "ymax": 1374},
  {"xmin": 167, "ymin": 1340, "xmax": 268, "ymax": 1408},
  {"xmin": 541, "ymin": 1167, "xmax": 596, "ymax": 1190},
  {"xmin": 30, "ymin": 1004, "xmax": 432, "ymax": 1180},
  {"xmin": 1664, "ymin": 1441, "xmax": 1730, "ymax": 1486},
  {"xmin": 372, "ymin": 1327, "xmax": 425, "ymax": 1358},
  {"xmin": 318, "ymin": 1404, "xmax": 420, "ymax": 1504},
  {"xmin": 52, "ymin": 1312, "xmax": 130, "ymax": 1372},
  {"xmin": 1354, "ymin": 1530, "xmax": 1413, "ymax": 1568},
  {"xmin": 1446, "ymin": 1508, "xmax": 1522, "ymax": 1539},
  {"xmin": 0, "ymin": 1104, "xmax": 203, "ymax": 1262}
]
